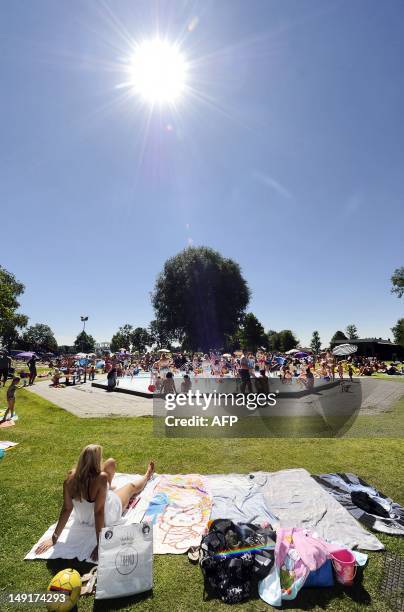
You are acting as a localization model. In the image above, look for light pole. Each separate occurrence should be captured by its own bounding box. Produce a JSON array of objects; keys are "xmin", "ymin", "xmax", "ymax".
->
[{"xmin": 80, "ymin": 316, "xmax": 89, "ymax": 383}]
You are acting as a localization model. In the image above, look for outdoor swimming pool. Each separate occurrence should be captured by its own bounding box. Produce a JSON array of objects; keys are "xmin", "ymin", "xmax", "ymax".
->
[{"xmin": 92, "ymin": 371, "xmax": 336, "ymax": 398}]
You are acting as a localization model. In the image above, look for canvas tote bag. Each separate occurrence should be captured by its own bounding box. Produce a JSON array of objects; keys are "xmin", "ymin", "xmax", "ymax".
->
[{"xmin": 96, "ymin": 522, "xmax": 153, "ymax": 600}]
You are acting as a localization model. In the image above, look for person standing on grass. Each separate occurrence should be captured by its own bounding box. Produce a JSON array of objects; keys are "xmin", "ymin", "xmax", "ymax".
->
[
  {"xmin": 0, "ymin": 351, "xmax": 11, "ymax": 387},
  {"xmin": 27, "ymin": 354, "xmax": 38, "ymax": 385},
  {"xmin": 0, "ymin": 376, "xmax": 20, "ymax": 423}
]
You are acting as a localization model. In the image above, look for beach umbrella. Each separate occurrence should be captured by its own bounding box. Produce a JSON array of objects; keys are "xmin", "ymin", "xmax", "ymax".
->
[
  {"xmin": 15, "ymin": 351, "xmax": 37, "ymax": 358},
  {"xmin": 332, "ymin": 344, "xmax": 358, "ymax": 356},
  {"xmin": 73, "ymin": 352, "xmax": 87, "ymax": 359},
  {"xmin": 158, "ymin": 349, "xmax": 170, "ymax": 353},
  {"xmin": 294, "ymin": 351, "xmax": 309, "ymax": 358},
  {"xmin": 285, "ymin": 349, "xmax": 299, "ymax": 355}
]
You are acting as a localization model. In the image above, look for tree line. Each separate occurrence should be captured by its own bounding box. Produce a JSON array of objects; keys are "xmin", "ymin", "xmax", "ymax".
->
[{"xmin": 0, "ymin": 258, "xmax": 403, "ymax": 354}]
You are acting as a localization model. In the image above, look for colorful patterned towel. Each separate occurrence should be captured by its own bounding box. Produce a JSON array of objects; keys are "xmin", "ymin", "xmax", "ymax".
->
[{"xmin": 144, "ymin": 474, "xmax": 212, "ymax": 554}]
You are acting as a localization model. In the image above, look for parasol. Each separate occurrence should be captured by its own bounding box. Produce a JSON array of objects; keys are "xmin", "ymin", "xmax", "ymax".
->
[{"xmin": 332, "ymin": 344, "xmax": 358, "ymax": 356}]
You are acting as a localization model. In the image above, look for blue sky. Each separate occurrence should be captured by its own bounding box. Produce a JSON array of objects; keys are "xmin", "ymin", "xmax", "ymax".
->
[{"xmin": 1, "ymin": 0, "xmax": 403, "ymax": 347}]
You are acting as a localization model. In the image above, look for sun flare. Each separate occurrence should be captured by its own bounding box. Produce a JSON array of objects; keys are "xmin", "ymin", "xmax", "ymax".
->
[{"xmin": 129, "ymin": 38, "xmax": 188, "ymax": 104}]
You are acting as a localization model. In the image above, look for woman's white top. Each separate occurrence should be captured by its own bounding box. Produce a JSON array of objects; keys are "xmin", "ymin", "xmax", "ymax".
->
[{"xmin": 72, "ymin": 489, "xmax": 122, "ymax": 526}]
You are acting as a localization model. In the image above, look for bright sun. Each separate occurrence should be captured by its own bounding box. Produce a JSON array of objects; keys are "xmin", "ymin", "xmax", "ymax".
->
[{"xmin": 129, "ymin": 38, "xmax": 188, "ymax": 104}]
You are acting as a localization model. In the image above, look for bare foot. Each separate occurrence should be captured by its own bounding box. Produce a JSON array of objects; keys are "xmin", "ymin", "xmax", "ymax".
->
[{"xmin": 145, "ymin": 461, "xmax": 155, "ymax": 481}]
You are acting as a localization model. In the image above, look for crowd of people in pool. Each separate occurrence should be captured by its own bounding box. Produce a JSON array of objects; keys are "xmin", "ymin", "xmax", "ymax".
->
[
  {"xmin": 98, "ymin": 350, "xmax": 403, "ymax": 394},
  {"xmin": 3, "ymin": 350, "xmax": 403, "ymax": 394}
]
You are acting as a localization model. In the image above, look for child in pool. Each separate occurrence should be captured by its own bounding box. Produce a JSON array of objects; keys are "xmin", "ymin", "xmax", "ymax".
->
[
  {"xmin": 161, "ymin": 372, "xmax": 177, "ymax": 395},
  {"xmin": 181, "ymin": 374, "xmax": 192, "ymax": 393}
]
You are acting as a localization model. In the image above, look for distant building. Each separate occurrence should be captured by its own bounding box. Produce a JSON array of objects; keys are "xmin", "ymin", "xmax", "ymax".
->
[
  {"xmin": 331, "ymin": 338, "xmax": 403, "ymax": 360},
  {"xmin": 95, "ymin": 342, "xmax": 111, "ymax": 351}
]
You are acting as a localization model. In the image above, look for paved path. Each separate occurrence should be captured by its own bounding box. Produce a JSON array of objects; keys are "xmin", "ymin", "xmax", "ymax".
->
[
  {"xmin": 25, "ymin": 380, "xmax": 153, "ymax": 418},
  {"xmin": 359, "ymin": 378, "xmax": 404, "ymax": 414},
  {"xmin": 25, "ymin": 377, "xmax": 402, "ymax": 419}
]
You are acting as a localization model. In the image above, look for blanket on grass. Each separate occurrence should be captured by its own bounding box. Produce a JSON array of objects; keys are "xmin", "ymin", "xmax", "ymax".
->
[
  {"xmin": 263, "ymin": 468, "xmax": 383, "ymax": 551},
  {"xmin": 26, "ymin": 469, "xmax": 383, "ymax": 562},
  {"xmin": 208, "ymin": 472, "xmax": 279, "ymax": 525},
  {"xmin": 313, "ymin": 472, "xmax": 404, "ymax": 537}
]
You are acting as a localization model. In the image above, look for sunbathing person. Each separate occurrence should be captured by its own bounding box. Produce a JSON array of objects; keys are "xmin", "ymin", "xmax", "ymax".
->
[{"xmin": 35, "ymin": 444, "xmax": 154, "ymax": 561}]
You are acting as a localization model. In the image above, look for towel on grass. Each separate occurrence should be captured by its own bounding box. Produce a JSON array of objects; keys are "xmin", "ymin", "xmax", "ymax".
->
[
  {"xmin": 313, "ymin": 472, "xmax": 404, "ymax": 537},
  {"xmin": 207, "ymin": 472, "xmax": 279, "ymax": 526},
  {"xmin": 263, "ymin": 468, "xmax": 383, "ymax": 551},
  {"xmin": 0, "ymin": 420, "xmax": 15, "ymax": 428},
  {"xmin": 0, "ymin": 441, "xmax": 18, "ymax": 450},
  {"xmin": 144, "ymin": 474, "xmax": 212, "ymax": 554}
]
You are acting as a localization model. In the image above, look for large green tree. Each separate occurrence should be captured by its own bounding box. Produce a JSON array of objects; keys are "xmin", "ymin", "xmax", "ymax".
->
[
  {"xmin": 330, "ymin": 330, "xmax": 348, "ymax": 344},
  {"xmin": 151, "ymin": 247, "xmax": 250, "ymax": 351},
  {"xmin": 131, "ymin": 327, "xmax": 152, "ymax": 353},
  {"xmin": 22, "ymin": 324, "xmax": 58, "ymax": 353},
  {"xmin": 149, "ymin": 320, "xmax": 174, "ymax": 350},
  {"xmin": 238, "ymin": 313, "xmax": 267, "ymax": 352},
  {"xmin": 391, "ymin": 267, "xmax": 404, "ymax": 298},
  {"xmin": 110, "ymin": 324, "xmax": 134, "ymax": 353},
  {"xmin": 266, "ymin": 330, "xmax": 279, "ymax": 352},
  {"xmin": 74, "ymin": 331, "xmax": 96, "ymax": 353},
  {"xmin": 266, "ymin": 329, "xmax": 299, "ymax": 353},
  {"xmin": 58, "ymin": 345, "xmax": 75, "ymax": 355},
  {"xmin": 277, "ymin": 329, "xmax": 299, "ymax": 353},
  {"xmin": 346, "ymin": 324, "xmax": 359, "ymax": 340},
  {"xmin": 0, "ymin": 266, "xmax": 28, "ymax": 349},
  {"xmin": 310, "ymin": 330, "xmax": 321, "ymax": 354},
  {"xmin": 391, "ymin": 318, "xmax": 404, "ymax": 347}
]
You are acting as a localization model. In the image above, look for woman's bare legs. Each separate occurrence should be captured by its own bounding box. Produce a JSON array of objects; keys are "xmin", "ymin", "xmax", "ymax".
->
[
  {"xmin": 114, "ymin": 461, "xmax": 155, "ymax": 511},
  {"xmin": 102, "ymin": 458, "xmax": 117, "ymax": 487}
]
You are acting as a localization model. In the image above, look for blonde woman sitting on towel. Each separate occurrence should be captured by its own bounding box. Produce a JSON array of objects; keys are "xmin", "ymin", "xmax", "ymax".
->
[{"xmin": 35, "ymin": 444, "xmax": 154, "ymax": 561}]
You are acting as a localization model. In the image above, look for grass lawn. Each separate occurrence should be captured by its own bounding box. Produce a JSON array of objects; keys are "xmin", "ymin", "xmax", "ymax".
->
[
  {"xmin": 372, "ymin": 373, "xmax": 404, "ymax": 381},
  {"xmin": 0, "ymin": 385, "xmax": 403, "ymax": 611}
]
